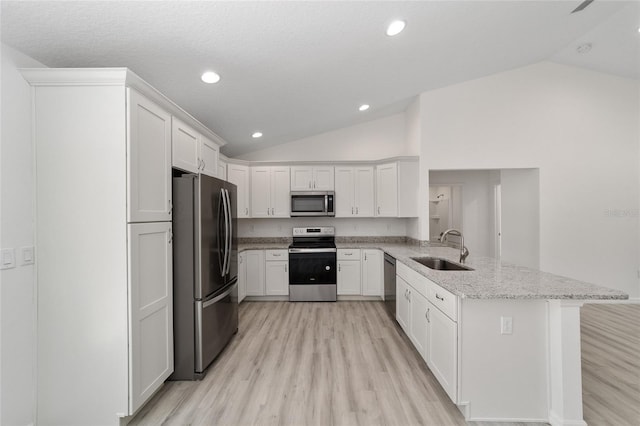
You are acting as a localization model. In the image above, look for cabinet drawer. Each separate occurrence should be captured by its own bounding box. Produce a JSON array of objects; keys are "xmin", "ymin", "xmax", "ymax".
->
[
  {"xmin": 428, "ymin": 284, "xmax": 457, "ymax": 322},
  {"xmin": 265, "ymin": 249, "xmax": 288, "ymax": 261},
  {"xmin": 337, "ymin": 249, "xmax": 361, "ymax": 260},
  {"xmin": 396, "ymin": 261, "xmax": 428, "ymax": 298}
]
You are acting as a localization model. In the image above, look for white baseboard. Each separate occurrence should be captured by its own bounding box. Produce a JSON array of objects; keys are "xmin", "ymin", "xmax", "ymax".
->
[{"xmin": 549, "ymin": 410, "xmax": 587, "ymax": 426}]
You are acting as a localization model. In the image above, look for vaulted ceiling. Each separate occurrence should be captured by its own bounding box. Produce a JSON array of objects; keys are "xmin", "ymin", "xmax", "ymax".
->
[{"xmin": 2, "ymin": 1, "xmax": 638, "ymax": 157}]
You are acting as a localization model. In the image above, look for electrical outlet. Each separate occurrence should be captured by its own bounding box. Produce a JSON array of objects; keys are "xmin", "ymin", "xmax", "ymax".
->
[
  {"xmin": 1, "ymin": 248, "xmax": 16, "ymax": 270},
  {"xmin": 21, "ymin": 247, "xmax": 35, "ymax": 265},
  {"xmin": 501, "ymin": 316, "xmax": 513, "ymax": 335}
]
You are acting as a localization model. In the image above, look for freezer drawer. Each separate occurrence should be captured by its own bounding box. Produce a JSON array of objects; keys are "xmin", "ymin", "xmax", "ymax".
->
[{"xmin": 195, "ymin": 282, "xmax": 238, "ymax": 373}]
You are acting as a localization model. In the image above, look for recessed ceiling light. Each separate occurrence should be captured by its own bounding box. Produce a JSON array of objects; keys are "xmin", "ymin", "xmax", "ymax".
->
[
  {"xmin": 252, "ymin": 132, "xmax": 263, "ymax": 139},
  {"xmin": 359, "ymin": 104, "xmax": 370, "ymax": 111},
  {"xmin": 386, "ymin": 20, "xmax": 406, "ymax": 37},
  {"xmin": 201, "ymin": 71, "xmax": 221, "ymax": 84}
]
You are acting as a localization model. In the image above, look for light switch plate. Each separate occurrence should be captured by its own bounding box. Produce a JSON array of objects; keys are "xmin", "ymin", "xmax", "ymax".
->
[
  {"xmin": 501, "ymin": 316, "xmax": 513, "ymax": 335},
  {"xmin": 1, "ymin": 248, "xmax": 16, "ymax": 270},
  {"xmin": 21, "ymin": 246, "xmax": 35, "ymax": 265}
]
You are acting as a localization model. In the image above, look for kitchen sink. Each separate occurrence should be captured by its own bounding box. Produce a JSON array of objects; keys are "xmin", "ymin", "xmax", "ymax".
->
[{"xmin": 410, "ymin": 257, "xmax": 474, "ymax": 271}]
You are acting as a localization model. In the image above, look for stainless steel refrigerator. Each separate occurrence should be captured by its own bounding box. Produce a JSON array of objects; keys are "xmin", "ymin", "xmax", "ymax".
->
[{"xmin": 170, "ymin": 173, "xmax": 238, "ymax": 380}]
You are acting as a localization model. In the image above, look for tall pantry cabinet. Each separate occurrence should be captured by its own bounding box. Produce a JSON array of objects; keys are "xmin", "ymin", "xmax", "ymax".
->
[{"xmin": 21, "ymin": 69, "xmax": 221, "ymax": 426}]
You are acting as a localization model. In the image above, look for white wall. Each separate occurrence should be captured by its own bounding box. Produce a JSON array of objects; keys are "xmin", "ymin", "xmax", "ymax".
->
[
  {"xmin": 500, "ymin": 169, "xmax": 540, "ymax": 269},
  {"xmin": 420, "ymin": 62, "xmax": 640, "ymax": 297},
  {"xmin": 238, "ymin": 217, "xmax": 407, "ymax": 239},
  {"xmin": 237, "ymin": 113, "xmax": 407, "ymax": 162},
  {"xmin": 1, "ymin": 43, "xmax": 46, "ymax": 426},
  {"xmin": 405, "ymin": 97, "xmax": 422, "ymax": 240}
]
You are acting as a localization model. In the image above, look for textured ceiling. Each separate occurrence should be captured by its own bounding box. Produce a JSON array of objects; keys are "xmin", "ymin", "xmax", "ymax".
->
[{"xmin": 2, "ymin": 1, "xmax": 638, "ymax": 157}]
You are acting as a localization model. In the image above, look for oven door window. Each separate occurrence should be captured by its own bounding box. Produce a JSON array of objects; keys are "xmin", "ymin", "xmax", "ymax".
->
[
  {"xmin": 289, "ymin": 252, "xmax": 336, "ymax": 285},
  {"xmin": 291, "ymin": 195, "xmax": 325, "ymax": 213}
]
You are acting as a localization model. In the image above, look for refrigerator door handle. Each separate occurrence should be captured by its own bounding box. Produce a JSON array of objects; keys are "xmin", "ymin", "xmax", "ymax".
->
[
  {"xmin": 218, "ymin": 189, "xmax": 226, "ymax": 277},
  {"xmin": 220, "ymin": 188, "xmax": 229, "ymax": 277},
  {"xmin": 224, "ymin": 188, "xmax": 233, "ymax": 275}
]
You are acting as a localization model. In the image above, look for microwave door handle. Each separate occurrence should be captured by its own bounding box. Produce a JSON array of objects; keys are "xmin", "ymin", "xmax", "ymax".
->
[{"xmin": 325, "ymin": 195, "xmax": 328, "ymax": 215}]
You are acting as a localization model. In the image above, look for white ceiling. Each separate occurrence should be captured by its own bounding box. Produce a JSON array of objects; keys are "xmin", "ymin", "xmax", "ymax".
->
[{"xmin": 2, "ymin": 1, "xmax": 638, "ymax": 157}]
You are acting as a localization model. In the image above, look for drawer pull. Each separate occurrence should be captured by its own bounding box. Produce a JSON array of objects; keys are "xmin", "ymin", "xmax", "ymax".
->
[{"xmin": 435, "ymin": 293, "xmax": 444, "ymax": 301}]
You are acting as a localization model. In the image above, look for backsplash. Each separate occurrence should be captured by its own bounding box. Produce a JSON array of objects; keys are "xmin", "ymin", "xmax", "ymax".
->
[{"xmin": 237, "ymin": 217, "xmax": 410, "ymax": 238}]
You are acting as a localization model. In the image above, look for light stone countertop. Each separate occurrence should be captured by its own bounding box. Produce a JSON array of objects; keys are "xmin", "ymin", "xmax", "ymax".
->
[{"xmin": 239, "ymin": 241, "xmax": 628, "ymax": 301}]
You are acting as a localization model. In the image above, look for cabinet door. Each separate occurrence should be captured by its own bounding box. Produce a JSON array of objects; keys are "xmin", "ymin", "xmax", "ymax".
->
[
  {"xmin": 200, "ymin": 136, "xmax": 219, "ymax": 178},
  {"xmin": 265, "ymin": 261, "xmax": 289, "ymax": 296},
  {"xmin": 313, "ymin": 166, "xmax": 334, "ymax": 190},
  {"xmin": 334, "ymin": 167, "xmax": 354, "ymax": 217},
  {"xmin": 250, "ymin": 167, "xmax": 271, "ymax": 218},
  {"xmin": 428, "ymin": 303, "xmax": 458, "ymax": 402},
  {"xmin": 217, "ymin": 160, "xmax": 227, "ymax": 181},
  {"xmin": 337, "ymin": 260, "xmax": 361, "ymax": 295},
  {"xmin": 127, "ymin": 89, "xmax": 172, "ymax": 223},
  {"xmin": 376, "ymin": 162, "xmax": 398, "ymax": 217},
  {"xmin": 245, "ymin": 250, "xmax": 265, "ymax": 296},
  {"xmin": 128, "ymin": 222, "xmax": 173, "ymax": 413},
  {"xmin": 354, "ymin": 166, "xmax": 375, "ymax": 217},
  {"xmin": 270, "ymin": 167, "xmax": 290, "ymax": 217},
  {"xmin": 395, "ymin": 276, "xmax": 410, "ymax": 332},
  {"xmin": 238, "ymin": 252, "xmax": 247, "ymax": 303},
  {"xmin": 290, "ymin": 166, "xmax": 313, "ymax": 190},
  {"xmin": 228, "ymin": 164, "xmax": 250, "ymax": 218},
  {"xmin": 409, "ymin": 290, "xmax": 429, "ymax": 358},
  {"xmin": 172, "ymin": 117, "xmax": 200, "ymax": 173},
  {"xmin": 361, "ymin": 249, "xmax": 382, "ymax": 296}
]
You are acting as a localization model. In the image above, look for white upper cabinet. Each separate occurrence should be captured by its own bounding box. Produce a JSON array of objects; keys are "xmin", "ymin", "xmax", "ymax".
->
[
  {"xmin": 217, "ymin": 159, "xmax": 227, "ymax": 181},
  {"xmin": 227, "ymin": 164, "xmax": 250, "ymax": 218},
  {"xmin": 290, "ymin": 166, "xmax": 334, "ymax": 191},
  {"xmin": 172, "ymin": 117, "xmax": 220, "ymax": 177},
  {"xmin": 376, "ymin": 160, "xmax": 419, "ymax": 217},
  {"xmin": 127, "ymin": 89, "xmax": 172, "ymax": 223},
  {"xmin": 199, "ymin": 136, "xmax": 219, "ymax": 178},
  {"xmin": 335, "ymin": 166, "xmax": 374, "ymax": 217},
  {"xmin": 251, "ymin": 166, "xmax": 290, "ymax": 218},
  {"xmin": 172, "ymin": 117, "xmax": 200, "ymax": 174}
]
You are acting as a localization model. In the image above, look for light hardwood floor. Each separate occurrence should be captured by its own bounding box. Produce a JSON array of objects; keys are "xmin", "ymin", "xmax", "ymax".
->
[
  {"xmin": 130, "ymin": 301, "xmax": 638, "ymax": 426},
  {"xmin": 581, "ymin": 303, "xmax": 640, "ymax": 426}
]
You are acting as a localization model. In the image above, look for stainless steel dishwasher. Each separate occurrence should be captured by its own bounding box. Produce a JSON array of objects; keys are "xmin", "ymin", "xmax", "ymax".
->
[{"xmin": 383, "ymin": 253, "xmax": 396, "ymax": 318}]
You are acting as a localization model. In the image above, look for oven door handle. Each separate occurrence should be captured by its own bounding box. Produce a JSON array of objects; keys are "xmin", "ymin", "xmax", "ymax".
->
[{"xmin": 288, "ymin": 248, "xmax": 337, "ymax": 253}]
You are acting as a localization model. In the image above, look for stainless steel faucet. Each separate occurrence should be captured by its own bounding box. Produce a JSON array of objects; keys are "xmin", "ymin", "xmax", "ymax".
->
[{"xmin": 440, "ymin": 228, "xmax": 469, "ymax": 264}]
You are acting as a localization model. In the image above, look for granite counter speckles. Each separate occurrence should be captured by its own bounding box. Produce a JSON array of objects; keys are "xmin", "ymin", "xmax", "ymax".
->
[{"xmin": 237, "ymin": 239, "xmax": 628, "ymax": 300}]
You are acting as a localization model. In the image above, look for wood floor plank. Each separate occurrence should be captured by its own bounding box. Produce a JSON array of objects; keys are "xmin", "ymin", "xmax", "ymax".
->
[{"xmin": 130, "ymin": 301, "xmax": 639, "ymax": 426}]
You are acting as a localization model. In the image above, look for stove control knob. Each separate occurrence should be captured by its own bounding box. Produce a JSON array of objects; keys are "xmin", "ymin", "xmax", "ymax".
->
[{"xmin": 325, "ymin": 266, "xmax": 331, "ymax": 270}]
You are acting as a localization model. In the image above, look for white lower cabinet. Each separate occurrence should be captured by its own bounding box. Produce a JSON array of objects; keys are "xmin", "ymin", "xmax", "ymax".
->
[
  {"xmin": 361, "ymin": 249, "xmax": 382, "ymax": 296},
  {"xmin": 245, "ymin": 250, "xmax": 265, "ymax": 296},
  {"xmin": 265, "ymin": 250, "xmax": 289, "ymax": 296},
  {"xmin": 337, "ymin": 249, "xmax": 361, "ymax": 295},
  {"xmin": 426, "ymin": 301, "xmax": 458, "ymax": 402},
  {"xmin": 238, "ymin": 251, "xmax": 247, "ymax": 303},
  {"xmin": 397, "ymin": 261, "xmax": 458, "ymax": 403},
  {"xmin": 128, "ymin": 222, "xmax": 173, "ymax": 413}
]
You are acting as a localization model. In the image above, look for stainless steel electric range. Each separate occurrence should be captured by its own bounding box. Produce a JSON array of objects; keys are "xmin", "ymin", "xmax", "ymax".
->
[{"xmin": 288, "ymin": 227, "xmax": 337, "ymax": 302}]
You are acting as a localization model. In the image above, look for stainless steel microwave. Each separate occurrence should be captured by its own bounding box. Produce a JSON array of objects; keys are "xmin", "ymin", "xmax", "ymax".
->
[{"xmin": 290, "ymin": 191, "xmax": 335, "ymax": 217}]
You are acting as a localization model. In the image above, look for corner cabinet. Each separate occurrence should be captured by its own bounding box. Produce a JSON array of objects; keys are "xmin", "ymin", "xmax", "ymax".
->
[
  {"xmin": 21, "ymin": 68, "xmax": 210, "ymax": 425},
  {"xmin": 250, "ymin": 166, "xmax": 290, "ymax": 218},
  {"xmin": 227, "ymin": 163, "xmax": 251, "ymax": 218},
  {"xmin": 375, "ymin": 160, "xmax": 419, "ymax": 217},
  {"xmin": 172, "ymin": 117, "xmax": 220, "ymax": 177}
]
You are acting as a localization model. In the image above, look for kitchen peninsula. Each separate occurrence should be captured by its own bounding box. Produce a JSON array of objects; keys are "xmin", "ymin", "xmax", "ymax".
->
[{"xmin": 239, "ymin": 239, "xmax": 627, "ymax": 425}]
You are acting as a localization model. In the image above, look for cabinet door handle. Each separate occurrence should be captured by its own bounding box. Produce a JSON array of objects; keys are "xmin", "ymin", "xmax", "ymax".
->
[
  {"xmin": 356, "ymin": 207, "xmax": 358, "ymax": 214},
  {"xmin": 435, "ymin": 293, "xmax": 444, "ymax": 301},
  {"xmin": 377, "ymin": 206, "xmax": 381, "ymax": 214},
  {"xmin": 273, "ymin": 253, "xmax": 281, "ymax": 257},
  {"xmin": 168, "ymin": 199, "xmax": 173, "ymax": 215},
  {"xmin": 202, "ymin": 160, "xmax": 206, "ymax": 170},
  {"xmin": 245, "ymin": 207, "xmax": 248, "ymax": 215},
  {"xmin": 426, "ymin": 308, "xmax": 430, "ymax": 323},
  {"xmin": 364, "ymin": 253, "xmax": 367, "ymax": 261},
  {"xmin": 267, "ymin": 208, "xmax": 270, "ymax": 216},
  {"xmin": 168, "ymin": 230, "xmax": 173, "ymax": 244},
  {"xmin": 271, "ymin": 208, "xmax": 274, "ymax": 215}
]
